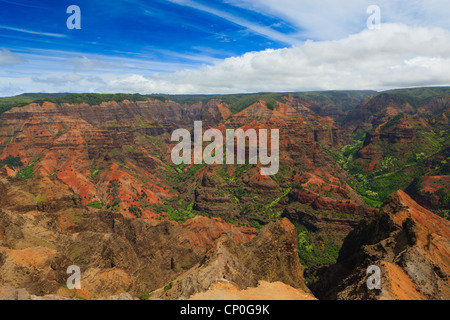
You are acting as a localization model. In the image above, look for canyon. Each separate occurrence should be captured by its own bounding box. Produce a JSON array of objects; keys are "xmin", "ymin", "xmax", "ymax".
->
[{"xmin": 0, "ymin": 88, "xmax": 448, "ymax": 300}]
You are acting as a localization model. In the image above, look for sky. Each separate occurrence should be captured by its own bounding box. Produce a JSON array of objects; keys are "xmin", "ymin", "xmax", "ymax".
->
[{"xmin": 0, "ymin": 0, "xmax": 450, "ymax": 96}]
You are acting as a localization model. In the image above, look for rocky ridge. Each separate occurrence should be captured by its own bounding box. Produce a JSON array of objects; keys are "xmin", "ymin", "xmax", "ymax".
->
[
  {"xmin": 0, "ymin": 169, "xmax": 311, "ymax": 300},
  {"xmin": 312, "ymin": 190, "xmax": 450, "ymax": 300}
]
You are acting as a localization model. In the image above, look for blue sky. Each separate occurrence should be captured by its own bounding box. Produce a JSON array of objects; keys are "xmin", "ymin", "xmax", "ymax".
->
[
  {"xmin": 0, "ymin": 0, "xmax": 298, "ymax": 73},
  {"xmin": 1, "ymin": 0, "xmax": 450, "ymax": 96}
]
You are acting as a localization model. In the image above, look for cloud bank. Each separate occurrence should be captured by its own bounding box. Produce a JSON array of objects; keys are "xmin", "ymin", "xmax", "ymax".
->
[{"xmin": 2, "ymin": 23, "xmax": 450, "ymax": 96}]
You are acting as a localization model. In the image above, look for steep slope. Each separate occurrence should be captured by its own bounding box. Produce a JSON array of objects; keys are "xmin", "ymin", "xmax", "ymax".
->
[
  {"xmin": 344, "ymin": 87, "xmax": 450, "ymax": 132},
  {"xmin": 405, "ymin": 174, "xmax": 450, "ymax": 218},
  {"xmin": 148, "ymin": 218, "xmax": 312, "ymax": 300},
  {"xmin": 312, "ymin": 190, "xmax": 450, "ymax": 300},
  {"xmin": 1, "ymin": 89, "xmax": 448, "ymax": 300},
  {"xmin": 0, "ymin": 97, "xmax": 372, "ymax": 232},
  {"xmin": 0, "ymin": 167, "xmax": 314, "ymax": 300},
  {"xmin": 0, "ymin": 99, "xmax": 233, "ymax": 217},
  {"xmin": 0, "ymin": 168, "xmax": 260, "ymax": 299},
  {"xmin": 185, "ymin": 99, "xmax": 363, "ymax": 217},
  {"xmin": 342, "ymin": 112, "xmax": 450, "ymax": 210}
]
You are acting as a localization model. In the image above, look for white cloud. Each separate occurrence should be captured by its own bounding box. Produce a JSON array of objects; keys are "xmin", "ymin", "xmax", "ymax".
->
[
  {"xmin": 167, "ymin": 0, "xmax": 301, "ymax": 45},
  {"xmin": 66, "ymin": 56, "xmax": 128, "ymax": 71},
  {"xmin": 2, "ymin": 23, "xmax": 450, "ymax": 96},
  {"xmin": 67, "ymin": 57, "xmax": 107, "ymax": 71},
  {"xmin": 0, "ymin": 48, "xmax": 26, "ymax": 66},
  {"xmin": 109, "ymin": 23, "xmax": 450, "ymax": 93},
  {"xmin": 0, "ymin": 25, "xmax": 67, "ymax": 38},
  {"xmin": 225, "ymin": 0, "xmax": 450, "ymax": 40}
]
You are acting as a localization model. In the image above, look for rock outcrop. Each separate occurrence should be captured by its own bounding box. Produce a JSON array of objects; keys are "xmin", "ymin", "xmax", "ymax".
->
[
  {"xmin": 0, "ymin": 97, "xmax": 367, "ymax": 226},
  {"xmin": 0, "ymin": 169, "xmax": 311, "ymax": 300},
  {"xmin": 149, "ymin": 218, "xmax": 311, "ymax": 300},
  {"xmin": 1, "ymin": 90, "xmax": 448, "ymax": 300},
  {"xmin": 312, "ymin": 190, "xmax": 450, "ymax": 300},
  {"xmin": 0, "ymin": 170, "xmax": 261, "ymax": 299}
]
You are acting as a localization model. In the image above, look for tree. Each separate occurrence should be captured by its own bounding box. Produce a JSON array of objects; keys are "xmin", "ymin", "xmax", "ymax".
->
[
  {"xmin": 106, "ymin": 179, "xmax": 121, "ymax": 210},
  {"xmin": 0, "ymin": 155, "xmax": 23, "ymax": 169},
  {"xmin": 129, "ymin": 205, "xmax": 142, "ymax": 218}
]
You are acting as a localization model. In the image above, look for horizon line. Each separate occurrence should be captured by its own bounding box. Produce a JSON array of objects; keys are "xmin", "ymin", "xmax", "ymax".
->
[{"xmin": 2, "ymin": 85, "xmax": 450, "ymax": 99}]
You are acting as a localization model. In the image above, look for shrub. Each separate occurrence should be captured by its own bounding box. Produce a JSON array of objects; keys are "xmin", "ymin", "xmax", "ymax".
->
[
  {"xmin": 0, "ymin": 155, "xmax": 23, "ymax": 169},
  {"xmin": 129, "ymin": 204, "xmax": 143, "ymax": 218},
  {"xmin": 87, "ymin": 200, "xmax": 103, "ymax": 209},
  {"xmin": 138, "ymin": 293, "xmax": 150, "ymax": 300},
  {"xmin": 163, "ymin": 282, "xmax": 173, "ymax": 292},
  {"xmin": 17, "ymin": 158, "xmax": 40, "ymax": 179}
]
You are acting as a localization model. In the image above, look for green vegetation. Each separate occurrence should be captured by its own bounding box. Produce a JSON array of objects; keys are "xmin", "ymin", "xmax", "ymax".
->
[
  {"xmin": 0, "ymin": 90, "xmax": 367, "ymax": 119},
  {"xmin": 381, "ymin": 87, "xmax": 450, "ymax": 108},
  {"xmin": 380, "ymin": 114, "xmax": 403, "ymax": 132},
  {"xmin": 87, "ymin": 200, "xmax": 103, "ymax": 209},
  {"xmin": 0, "ymin": 155, "xmax": 23, "ymax": 169},
  {"xmin": 264, "ymin": 187, "xmax": 292, "ymax": 218},
  {"xmin": 148, "ymin": 135, "xmax": 164, "ymax": 149},
  {"xmin": 163, "ymin": 282, "xmax": 173, "ymax": 292},
  {"xmin": 167, "ymin": 163, "xmax": 207, "ymax": 183},
  {"xmin": 33, "ymin": 93, "xmax": 148, "ymax": 106},
  {"xmin": 251, "ymin": 220, "xmax": 264, "ymax": 230},
  {"xmin": 323, "ymin": 112, "xmax": 449, "ymax": 208},
  {"xmin": 439, "ymin": 210, "xmax": 450, "ymax": 220},
  {"xmin": 158, "ymin": 90, "xmax": 374, "ymax": 114},
  {"xmin": 17, "ymin": 158, "xmax": 40, "ymax": 179},
  {"xmin": 138, "ymin": 293, "xmax": 150, "ymax": 300},
  {"xmin": 164, "ymin": 93, "xmax": 283, "ymax": 113},
  {"xmin": 90, "ymin": 168, "xmax": 101, "ymax": 179},
  {"xmin": 215, "ymin": 164, "xmax": 254, "ymax": 184},
  {"xmin": 293, "ymin": 90, "xmax": 375, "ymax": 113},
  {"xmin": 0, "ymin": 94, "xmax": 40, "ymax": 115},
  {"xmin": 106, "ymin": 179, "xmax": 121, "ymax": 211},
  {"xmin": 56, "ymin": 129, "xmax": 66, "ymax": 138},
  {"xmin": 295, "ymin": 223, "xmax": 342, "ymax": 268},
  {"xmin": 152, "ymin": 198, "xmax": 195, "ymax": 223},
  {"xmin": 1, "ymin": 89, "xmax": 440, "ymax": 120},
  {"xmin": 323, "ymin": 133, "xmax": 364, "ymax": 171},
  {"xmin": 0, "ymin": 93, "xmax": 149, "ymax": 116},
  {"xmin": 34, "ymin": 194, "xmax": 47, "ymax": 204},
  {"xmin": 129, "ymin": 204, "xmax": 143, "ymax": 218},
  {"xmin": 124, "ymin": 145, "xmax": 139, "ymax": 154},
  {"xmin": 436, "ymin": 188, "xmax": 449, "ymax": 208},
  {"xmin": 59, "ymin": 285, "xmax": 87, "ymax": 300}
]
